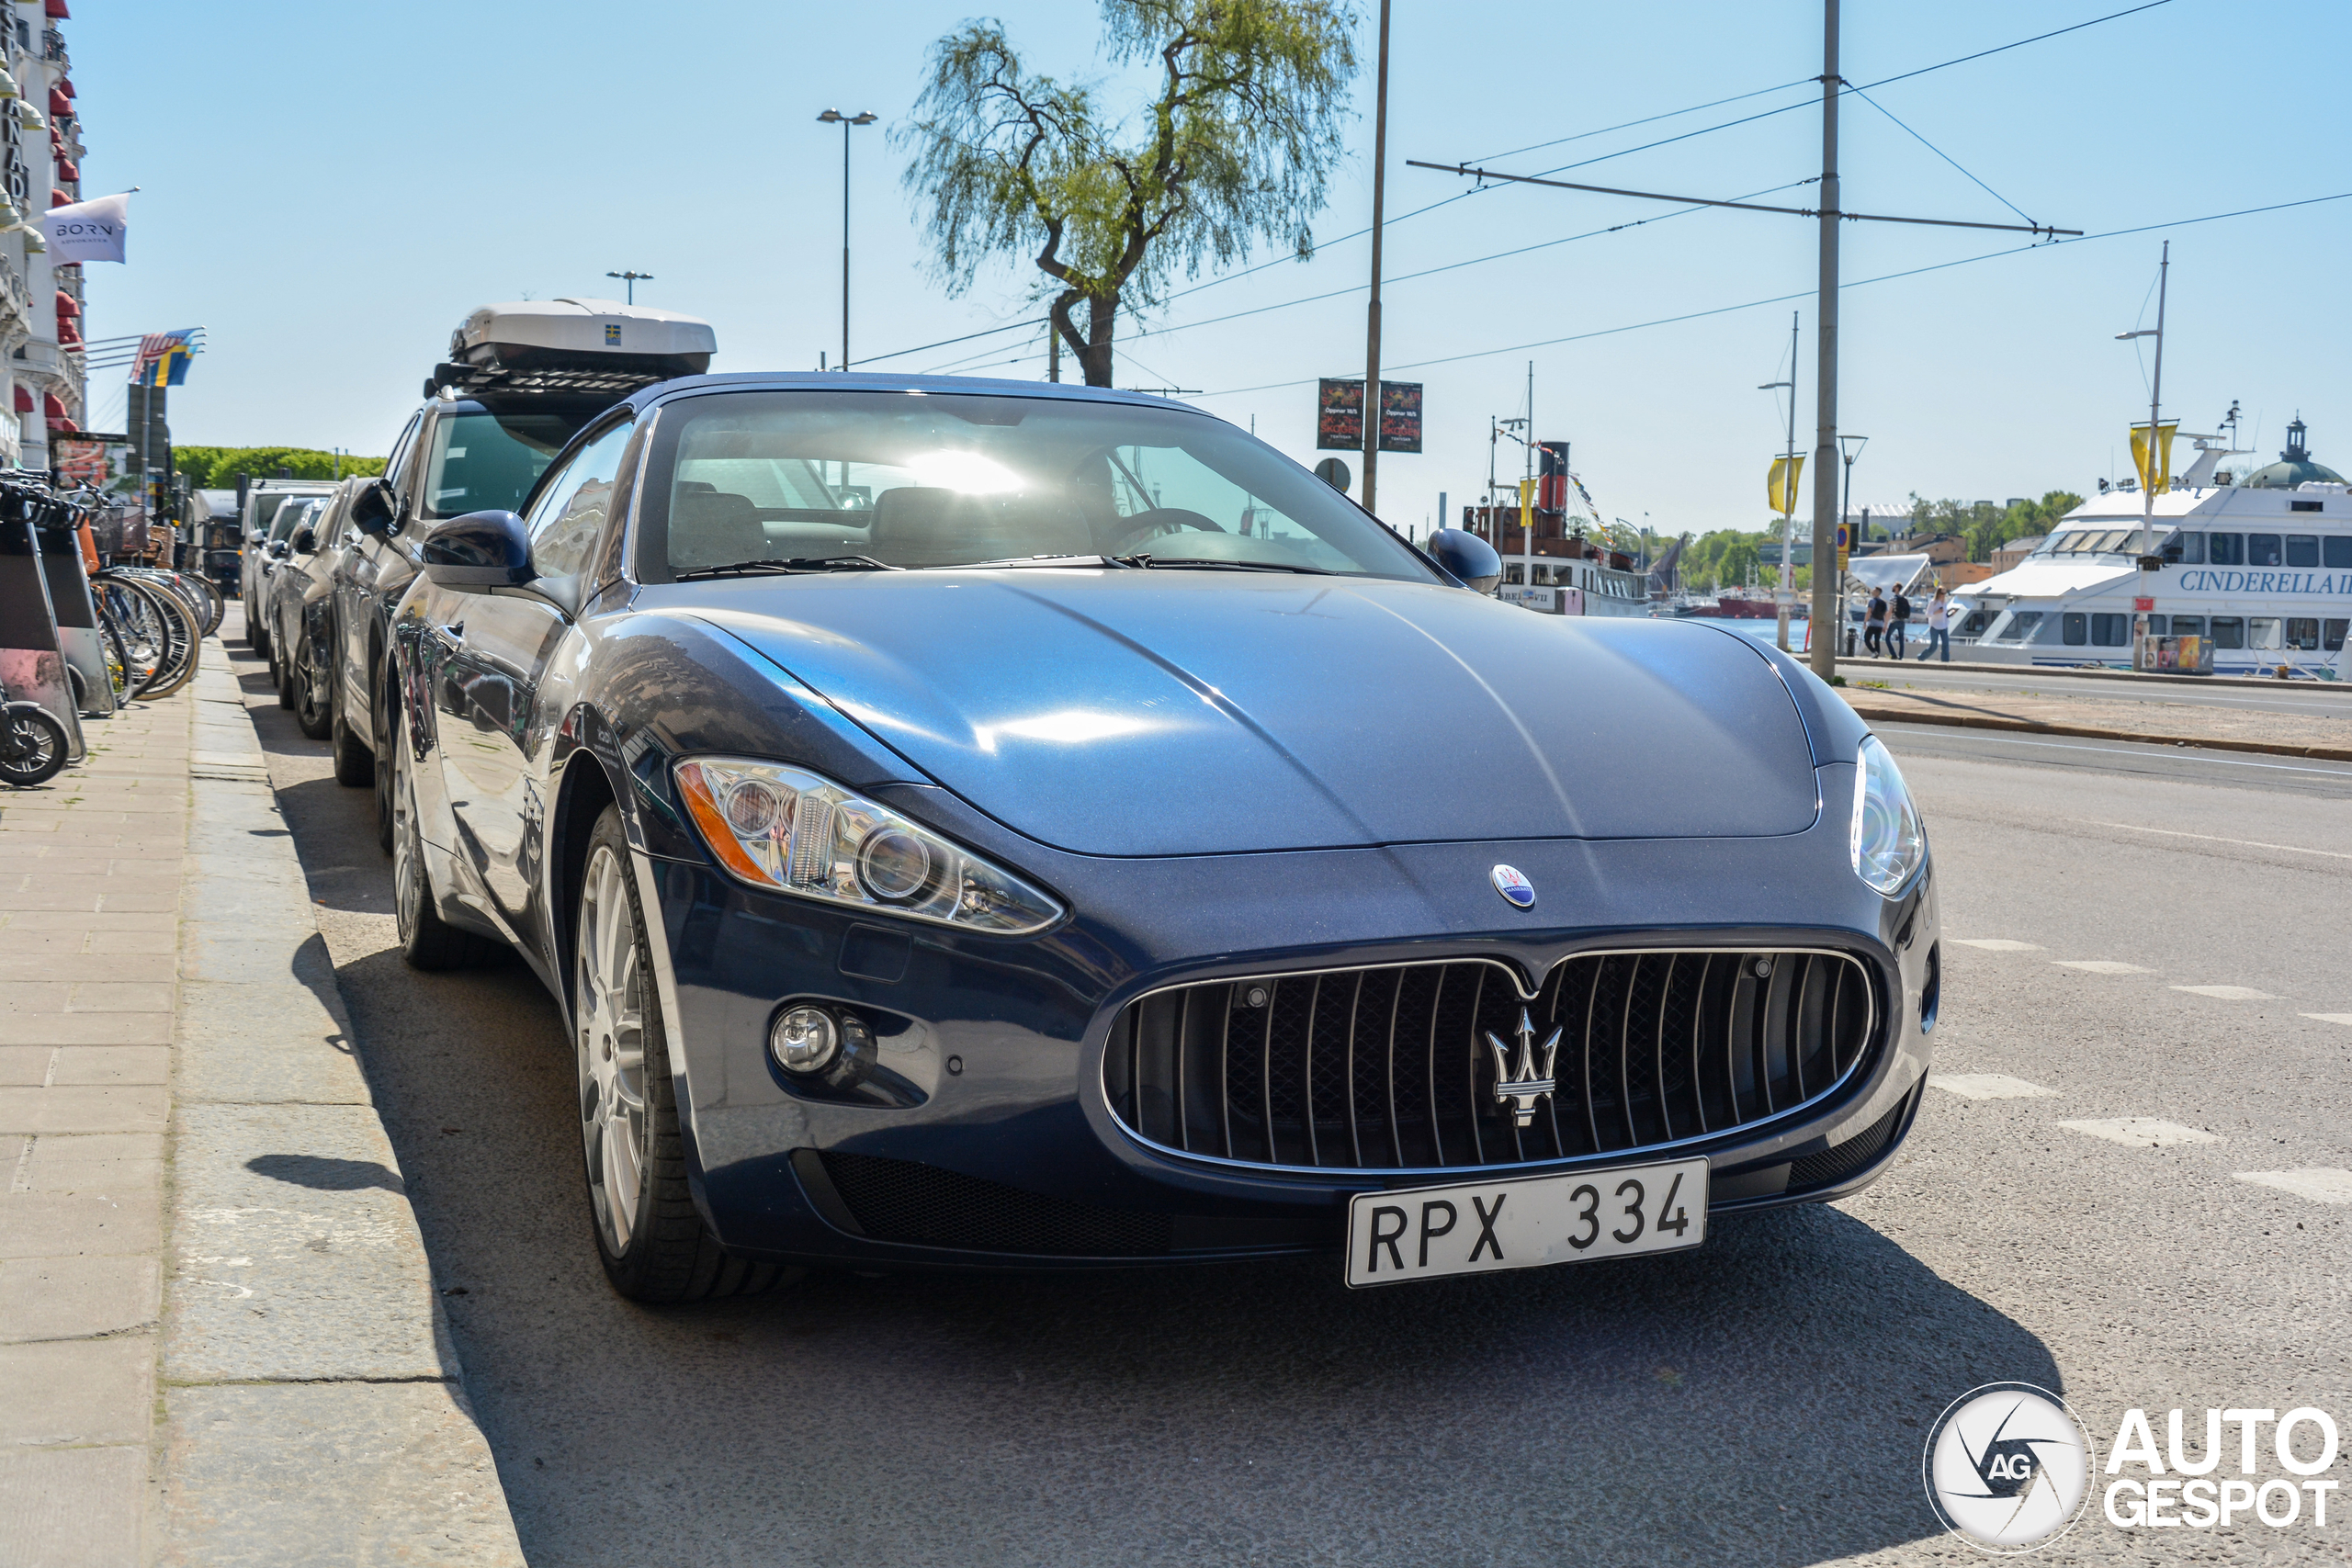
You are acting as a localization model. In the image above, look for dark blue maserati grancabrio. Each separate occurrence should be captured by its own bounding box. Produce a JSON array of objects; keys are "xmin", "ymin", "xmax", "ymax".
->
[{"xmin": 373, "ymin": 374, "xmax": 1938, "ymax": 1301}]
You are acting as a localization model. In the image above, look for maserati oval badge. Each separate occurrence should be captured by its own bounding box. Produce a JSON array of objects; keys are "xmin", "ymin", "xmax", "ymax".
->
[{"xmin": 1490, "ymin": 864, "xmax": 1535, "ymax": 908}]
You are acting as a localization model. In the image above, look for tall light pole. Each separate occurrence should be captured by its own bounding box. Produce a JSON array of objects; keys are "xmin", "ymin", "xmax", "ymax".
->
[
  {"xmin": 1360, "ymin": 0, "xmax": 1393, "ymax": 515},
  {"xmin": 605, "ymin": 270, "xmax": 653, "ymax": 306},
  {"xmin": 1844, "ymin": 432, "xmax": 1862, "ymax": 653},
  {"xmin": 2117, "ymin": 241, "xmax": 2170, "ymax": 560},
  {"xmin": 817, "ymin": 108, "xmax": 879, "ymax": 371}
]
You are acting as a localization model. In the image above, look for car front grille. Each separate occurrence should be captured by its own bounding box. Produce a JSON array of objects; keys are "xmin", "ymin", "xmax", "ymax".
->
[{"xmin": 1102, "ymin": 950, "xmax": 1877, "ymax": 1173}]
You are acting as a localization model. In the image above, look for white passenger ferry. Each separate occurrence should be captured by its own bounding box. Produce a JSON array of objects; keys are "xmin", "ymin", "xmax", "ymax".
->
[{"xmin": 1951, "ymin": 419, "xmax": 2350, "ymax": 677}]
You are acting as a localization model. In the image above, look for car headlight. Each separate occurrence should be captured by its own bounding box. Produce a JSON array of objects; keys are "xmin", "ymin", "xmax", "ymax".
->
[
  {"xmin": 1849, "ymin": 735, "xmax": 1926, "ymax": 896},
  {"xmin": 675, "ymin": 757, "xmax": 1064, "ymax": 936}
]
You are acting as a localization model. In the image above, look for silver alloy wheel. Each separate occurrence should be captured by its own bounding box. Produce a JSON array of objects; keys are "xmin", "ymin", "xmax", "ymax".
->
[
  {"xmin": 391, "ymin": 727, "xmax": 424, "ymax": 941},
  {"xmin": 576, "ymin": 843, "xmax": 650, "ymax": 1254}
]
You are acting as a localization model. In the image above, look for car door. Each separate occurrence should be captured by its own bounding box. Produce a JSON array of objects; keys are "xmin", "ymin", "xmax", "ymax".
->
[
  {"xmin": 339, "ymin": 412, "xmax": 424, "ymax": 726},
  {"xmin": 427, "ymin": 414, "xmax": 634, "ymax": 932}
]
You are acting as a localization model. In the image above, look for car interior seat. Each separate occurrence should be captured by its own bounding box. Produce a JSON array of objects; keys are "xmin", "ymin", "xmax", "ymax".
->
[{"xmin": 667, "ymin": 486, "xmax": 769, "ymax": 571}]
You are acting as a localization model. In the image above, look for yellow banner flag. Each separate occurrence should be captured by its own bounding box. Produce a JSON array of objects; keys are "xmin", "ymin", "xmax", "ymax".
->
[
  {"xmin": 1519, "ymin": 477, "xmax": 1538, "ymax": 536},
  {"xmin": 2129, "ymin": 422, "xmax": 2177, "ymax": 496},
  {"xmin": 1768, "ymin": 455, "xmax": 1804, "ymax": 515}
]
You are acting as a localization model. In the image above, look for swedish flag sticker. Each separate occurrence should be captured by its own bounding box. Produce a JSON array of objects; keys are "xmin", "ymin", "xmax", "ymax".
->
[{"xmin": 605, "ymin": 324, "xmax": 622, "ymax": 345}]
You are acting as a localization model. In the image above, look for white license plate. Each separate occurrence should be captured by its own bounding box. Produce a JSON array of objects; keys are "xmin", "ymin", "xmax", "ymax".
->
[{"xmin": 1344, "ymin": 1156, "xmax": 1708, "ymax": 1288}]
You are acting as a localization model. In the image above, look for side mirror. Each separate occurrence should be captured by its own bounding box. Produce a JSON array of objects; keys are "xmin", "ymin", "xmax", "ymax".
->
[
  {"xmin": 419, "ymin": 510, "xmax": 536, "ymax": 589},
  {"xmin": 266, "ymin": 538, "xmax": 289, "ymax": 558},
  {"xmin": 1426, "ymin": 528, "xmax": 1501, "ymax": 595},
  {"xmin": 290, "ymin": 526, "xmax": 317, "ymax": 555},
  {"xmin": 350, "ymin": 479, "xmax": 398, "ymax": 537}
]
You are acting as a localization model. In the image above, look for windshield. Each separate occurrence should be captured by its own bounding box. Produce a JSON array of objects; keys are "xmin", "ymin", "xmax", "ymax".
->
[
  {"xmin": 421, "ymin": 409, "xmax": 597, "ymax": 521},
  {"xmin": 266, "ymin": 496, "xmax": 322, "ymax": 543},
  {"xmin": 638, "ymin": 389, "xmax": 1430, "ymax": 580}
]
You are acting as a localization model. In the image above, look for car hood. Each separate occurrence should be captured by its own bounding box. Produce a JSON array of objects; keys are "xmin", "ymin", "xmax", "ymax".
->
[{"xmin": 688, "ymin": 571, "xmax": 1819, "ymax": 858}]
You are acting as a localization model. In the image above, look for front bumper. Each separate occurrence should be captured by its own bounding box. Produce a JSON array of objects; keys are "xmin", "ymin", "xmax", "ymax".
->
[{"xmin": 638, "ymin": 783, "xmax": 1941, "ymax": 1273}]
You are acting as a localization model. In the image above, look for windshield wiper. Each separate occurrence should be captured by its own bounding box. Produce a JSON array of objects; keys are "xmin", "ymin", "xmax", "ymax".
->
[
  {"xmin": 1124, "ymin": 557, "xmax": 1338, "ymax": 575},
  {"xmin": 671, "ymin": 555, "xmax": 899, "ymax": 581}
]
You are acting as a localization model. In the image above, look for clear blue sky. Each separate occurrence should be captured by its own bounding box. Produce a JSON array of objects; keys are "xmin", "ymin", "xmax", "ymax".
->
[{"xmin": 70, "ymin": 0, "xmax": 2351, "ymax": 535}]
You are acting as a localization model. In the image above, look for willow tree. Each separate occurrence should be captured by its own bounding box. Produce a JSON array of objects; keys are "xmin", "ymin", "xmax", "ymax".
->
[{"xmin": 899, "ymin": 0, "xmax": 1358, "ymax": 388}]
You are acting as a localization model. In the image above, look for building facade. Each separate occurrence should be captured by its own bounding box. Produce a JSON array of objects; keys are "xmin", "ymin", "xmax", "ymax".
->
[{"xmin": 0, "ymin": 0, "xmax": 84, "ymax": 469}]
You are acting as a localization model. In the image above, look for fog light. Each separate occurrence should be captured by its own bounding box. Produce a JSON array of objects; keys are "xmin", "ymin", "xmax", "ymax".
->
[{"xmin": 770, "ymin": 1005, "xmax": 840, "ymax": 1075}]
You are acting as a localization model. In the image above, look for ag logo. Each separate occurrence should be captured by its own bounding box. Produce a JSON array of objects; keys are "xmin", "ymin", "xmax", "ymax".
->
[{"xmin": 1923, "ymin": 1382, "xmax": 2095, "ymax": 1553}]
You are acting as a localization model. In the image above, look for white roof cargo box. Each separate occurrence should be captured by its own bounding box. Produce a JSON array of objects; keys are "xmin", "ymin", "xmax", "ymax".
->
[{"xmin": 429, "ymin": 298, "xmax": 717, "ymax": 399}]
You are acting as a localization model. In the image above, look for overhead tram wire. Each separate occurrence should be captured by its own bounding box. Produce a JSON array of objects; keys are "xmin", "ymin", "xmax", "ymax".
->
[
  {"xmin": 854, "ymin": 0, "xmax": 2174, "ymax": 372},
  {"xmin": 1847, "ymin": 87, "xmax": 2037, "ymax": 228},
  {"xmin": 1190, "ymin": 188, "xmax": 2352, "ymax": 399}
]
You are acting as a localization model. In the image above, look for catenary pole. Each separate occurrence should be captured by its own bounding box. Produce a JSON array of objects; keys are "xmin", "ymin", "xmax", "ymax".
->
[
  {"xmin": 1361, "ymin": 0, "xmax": 1393, "ymax": 515},
  {"xmin": 1810, "ymin": 0, "xmax": 1841, "ymax": 679}
]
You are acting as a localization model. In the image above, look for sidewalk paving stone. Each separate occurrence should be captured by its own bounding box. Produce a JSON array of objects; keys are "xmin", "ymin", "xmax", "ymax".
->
[
  {"xmin": 0, "ymin": 1446, "xmax": 146, "ymax": 1568},
  {"xmin": 0, "ymin": 1253, "xmax": 162, "ymax": 1341},
  {"xmin": 0, "ymin": 1336, "xmax": 154, "ymax": 1444}
]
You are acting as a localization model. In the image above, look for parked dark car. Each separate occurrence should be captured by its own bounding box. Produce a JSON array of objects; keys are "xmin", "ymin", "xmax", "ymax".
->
[
  {"xmin": 385, "ymin": 373, "xmax": 1939, "ymax": 1303},
  {"xmin": 237, "ymin": 481, "xmax": 334, "ymax": 654},
  {"xmin": 267, "ymin": 479, "xmax": 361, "ymax": 740},
  {"xmin": 327, "ymin": 391, "xmax": 612, "ymax": 816}
]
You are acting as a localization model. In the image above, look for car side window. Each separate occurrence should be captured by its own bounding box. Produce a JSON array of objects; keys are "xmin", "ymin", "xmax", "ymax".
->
[{"xmin": 524, "ymin": 420, "xmax": 635, "ymax": 581}]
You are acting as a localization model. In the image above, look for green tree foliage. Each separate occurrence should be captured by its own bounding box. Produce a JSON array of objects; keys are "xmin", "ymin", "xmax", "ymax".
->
[
  {"xmin": 172, "ymin": 446, "xmax": 387, "ymax": 490},
  {"xmin": 899, "ymin": 0, "xmax": 1359, "ymax": 387},
  {"xmin": 1900, "ymin": 489, "xmax": 2085, "ymax": 561}
]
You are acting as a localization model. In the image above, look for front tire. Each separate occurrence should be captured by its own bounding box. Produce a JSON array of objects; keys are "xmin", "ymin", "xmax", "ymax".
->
[
  {"xmin": 293, "ymin": 636, "xmax": 334, "ymax": 740},
  {"xmin": 390, "ymin": 701, "xmax": 492, "ymax": 971},
  {"xmin": 574, "ymin": 806, "xmax": 797, "ymax": 1303}
]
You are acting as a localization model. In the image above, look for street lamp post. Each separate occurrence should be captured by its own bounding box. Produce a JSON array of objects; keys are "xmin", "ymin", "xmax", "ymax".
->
[
  {"xmin": 817, "ymin": 108, "xmax": 879, "ymax": 372},
  {"xmin": 605, "ymin": 270, "xmax": 652, "ymax": 306},
  {"xmin": 1759, "ymin": 310, "xmax": 1799, "ymax": 652},
  {"xmin": 1838, "ymin": 434, "xmax": 1867, "ymax": 651}
]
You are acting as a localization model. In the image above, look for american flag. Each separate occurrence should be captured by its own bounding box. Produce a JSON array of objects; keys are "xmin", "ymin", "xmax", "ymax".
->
[{"xmin": 130, "ymin": 331, "xmax": 183, "ymax": 386}]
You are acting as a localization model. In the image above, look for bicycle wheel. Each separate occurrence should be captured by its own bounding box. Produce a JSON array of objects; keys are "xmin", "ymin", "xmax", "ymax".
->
[
  {"xmin": 128, "ymin": 579, "xmax": 202, "ymax": 699},
  {"xmin": 95, "ymin": 581, "xmax": 164, "ymax": 694}
]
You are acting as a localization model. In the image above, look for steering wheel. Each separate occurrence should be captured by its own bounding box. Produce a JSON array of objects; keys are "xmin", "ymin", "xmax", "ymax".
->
[{"xmin": 1106, "ymin": 507, "xmax": 1225, "ymax": 555}]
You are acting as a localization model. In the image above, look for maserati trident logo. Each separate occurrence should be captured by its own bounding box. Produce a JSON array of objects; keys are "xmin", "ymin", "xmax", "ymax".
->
[
  {"xmin": 1484, "ymin": 1009, "xmax": 1562, "ymax": 1127},
  {"xmin": 1490, "ymin": 864, "xmax": 1535, "ymax": 908}
]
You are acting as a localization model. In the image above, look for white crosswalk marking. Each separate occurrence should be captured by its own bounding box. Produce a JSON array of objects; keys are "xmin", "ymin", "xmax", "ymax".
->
[
  {"xmin": 2170, "ymin": 985, "xmax": 2277, "ymax": 1000},
  {"xmin": 2234, "ymin": 1169, "xmax": 2352, "ymax": 1206},
  {"xmin": 1950, "ymin": 939, "xmax": 2043, "ymax": 952},
  {"xmin": 1928, "ymin": 1074, "xmax": 2057, "ymax": 1100},
  {"xmin": 2299, "ymin": 1013, "xmax": 2352, "ymax": 1027},
  {"xmin": 2060, "ymin": 1118, "xmax": 2219, "ymax": 1148},
  {"xmin": 2053, "ymin": 961, "xmax": 2152, "ymax": 975}
]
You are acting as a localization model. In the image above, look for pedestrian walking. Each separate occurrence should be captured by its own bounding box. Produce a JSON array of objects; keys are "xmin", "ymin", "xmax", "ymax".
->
[
  {"xmin": 1889, "ymin": 586, "xmax": 1913, "ymax": 660},
  {"xmin": 1918, "ymin": 588, "xmax": 1952, "ymax": 662},
  {"xmin": 1864, "ymin": 588, "xmax": 1887, "ymax": 656}
]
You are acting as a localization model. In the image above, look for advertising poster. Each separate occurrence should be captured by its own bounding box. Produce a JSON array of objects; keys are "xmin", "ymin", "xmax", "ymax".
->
[
  {"xmin": 1317, "ymin": 379, "xmax": 1424, "ymax": 452},
  {"xmin": 1315, "ymin": 378, "xmax": 1362, "ymax": 449}
]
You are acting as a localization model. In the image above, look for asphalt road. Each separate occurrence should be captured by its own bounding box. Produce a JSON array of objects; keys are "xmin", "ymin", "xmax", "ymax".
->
[{"xmin": 220, "ymin": 612, "xmax": 2352, "ymax": 1566}]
